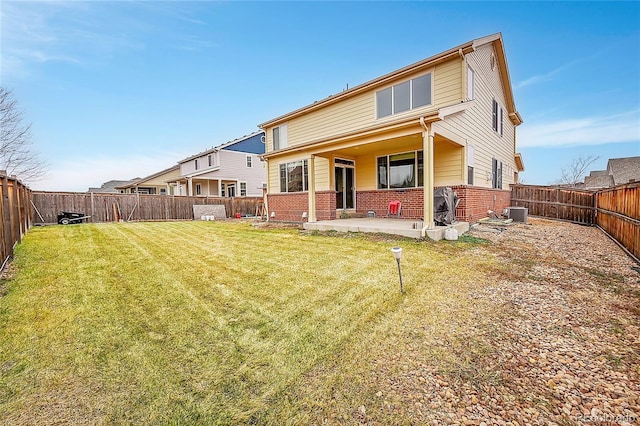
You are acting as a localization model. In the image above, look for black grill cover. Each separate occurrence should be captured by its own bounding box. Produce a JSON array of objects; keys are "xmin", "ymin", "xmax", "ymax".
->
[{"xmin": 434, "ymin": 187, "xmax": 459, "ymax": 225}]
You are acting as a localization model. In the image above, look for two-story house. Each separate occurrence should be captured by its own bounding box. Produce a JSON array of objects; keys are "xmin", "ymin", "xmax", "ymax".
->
[
  {"xmin": 259, "ymin": 33, "xmax": 524, "ymax": 236},
  {"xmin": 168, "ymin": 131, "xmax": 266, "ymax": 197}
]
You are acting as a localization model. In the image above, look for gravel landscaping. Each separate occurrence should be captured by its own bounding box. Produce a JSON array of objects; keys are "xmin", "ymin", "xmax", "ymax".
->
[{"xmin": 380, "ymin": 218, "xmax": 640, "ymax": 425}]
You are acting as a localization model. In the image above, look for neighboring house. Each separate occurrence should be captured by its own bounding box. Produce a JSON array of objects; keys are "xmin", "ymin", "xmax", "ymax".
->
[
  {"xmin": 116, "ymin": 165, "xmax": 181, "ymax": 195},
  {"xmin": 167, "ymin": 131, "xmax": 266, "ymax": 197},
  {"xmin": 259, "ymin": 33, "xmax": 524, "ymax": 228},
  {"xmin": 88, "ymin": 179, "xmax": 135, "ymax": 193},
  {"xmin": 584, "ymin": 156, "xmax": 640, "ymax": 189}
]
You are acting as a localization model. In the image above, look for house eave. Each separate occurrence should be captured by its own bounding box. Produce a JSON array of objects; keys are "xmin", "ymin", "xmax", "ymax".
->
[
  {"xmin": 262, "ymin": 111, "xmax": 440, "ymax": 159},
  {"xmin": 258, "ymin": 42, "xmax": 476, "ymax": 129}
]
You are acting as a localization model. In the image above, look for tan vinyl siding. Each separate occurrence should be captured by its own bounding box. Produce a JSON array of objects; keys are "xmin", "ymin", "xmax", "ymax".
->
[
  {"xmin": 267, "ymin": 153, "xmax": 330, "ymax": 193},
  {"xmin": 264, "ymin": 58, "xmax": 464, "ymax": 153},
  {"xmin": 433, "ymin": 141, "xmax": 463, "ymax": 186},
  {"xmin": 433, "ymin": 44, "xmax": 517, "ymax": 189},
  {"xmin": 433, "ymin": 59, "xmax": 463, "ymax": 107}
]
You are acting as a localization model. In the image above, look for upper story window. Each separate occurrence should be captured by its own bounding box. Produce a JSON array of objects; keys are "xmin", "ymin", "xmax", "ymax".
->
[
  {"xmin": 195, "ymin": 159, "xmax": 199, "ymax": 170},
  {"xmin": 377, "ymin": 151, "xmax": 424, "ymax": 189},
  {"xmin": 208, "ymin": 154, "xmax": 212, "ymax": 167},
  {"xmin": 273, "ymin": 124, "xmax": 288, "ymax": 150},
  {"xmin": 246, "ymin": 155, "xmax": 253, "ymax": 168},
  {"xmin": 376, "ymin": 73, "xmax": 432, "ymax": 119},
  {"xmin": 492, "ymin": 99, "xmax": 504, "ymax": 136},
  {"xmin": 467, "ymin": 67, "xmax": 475, "ymax": 100},
  {"xmin": 279, "ymin": 160, "xmax": 308, "ymax": 193}
]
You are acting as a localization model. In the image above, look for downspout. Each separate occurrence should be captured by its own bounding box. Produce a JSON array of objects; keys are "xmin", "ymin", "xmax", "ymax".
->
[{"xmin": 419, "ymin": 117, "xmax": 431, "ymax": 238}]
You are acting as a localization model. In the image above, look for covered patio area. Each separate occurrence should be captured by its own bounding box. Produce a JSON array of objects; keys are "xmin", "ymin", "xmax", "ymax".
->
[{"xmin": 303, "ymin": 217, "xmax": 469, "ymax": 240}]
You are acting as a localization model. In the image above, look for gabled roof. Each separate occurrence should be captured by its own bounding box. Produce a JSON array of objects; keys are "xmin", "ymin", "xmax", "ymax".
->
[
  {"xmin": 607, "ymin": 156, "xmax": 640, "ymax": 185},
  {"xmin": 259, "ymin": 33, "xmax": 522, "ymax": 129},
  {"xmin": 115, "ymin": 165, "xmax": 180, "ymax": 189},
  {"xmin": 179, "ymin": 130, "xmax": 265, "ymax": 163},
  {"xmin": 584, "ymin": 174, "xmax": 614, "ymax": 189}
]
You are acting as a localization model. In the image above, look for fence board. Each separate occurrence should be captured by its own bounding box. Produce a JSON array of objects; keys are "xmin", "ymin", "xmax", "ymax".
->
[
  {"xmin": 512, "ymin": 183, "xmax": 639, "ymax": 262},
  {"xmin": 596, "ymin": 182, "xmax": 640, "ymax": 260},
  {"xmin": 31, "ymin": 192, "xmax": 263, "ymax": 224},
  {"xmin": 0, "ymin": 173, "xmax": 31, "ymax": 270},
  {"xmin": 510, "ymin": 184, "xmax": 596, "ymax": 224}
]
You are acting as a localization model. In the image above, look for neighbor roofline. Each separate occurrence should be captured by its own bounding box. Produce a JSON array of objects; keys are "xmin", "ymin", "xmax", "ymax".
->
[
  {"xmin": 179, "ymin": 130, "xmax": 265, "ymax": 163},
  {"xmin": 115, "ymin": 165, "xmax": 180, "ymax": 189}
]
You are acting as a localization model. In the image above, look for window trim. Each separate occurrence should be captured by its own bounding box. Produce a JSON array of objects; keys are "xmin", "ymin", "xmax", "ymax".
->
[
  {"xmin": 376, "ymin": 150, "xmax": 424, "ymax": 190},
  {"xmin": 246, "ymin": 155, "xmax": 253, "ymax": 168},
  {"xmin": 240, "ymin": 181, "xmax": 247, "ymax": 196},
  {"xmin": 492, "ymin": 98, "xmax": 504, "ymax": 136},
  {"xmin": 195, "ymin": 159, "xmax": 199, "ymax": 170},
  {"xmin": 195, "ymin": 183, "xmax": 202, "ymax": 196},
  {"xmin": 208, "ymin": 154, "xmax": 212, "ymax": 167},
  {"xmin": 273, "ymin": 123, "xmax": 288, "ymax": 150},
  {"xmin": 279, "ymin": 159, "xmax": 309, "ymax": 193},
  {"xmin": 375, "ymin": 73, "xmax": 433, "ymax": 119},
  {"xmin": 467, "ymin": 66, "xmax": 475, "ymax": 100}
]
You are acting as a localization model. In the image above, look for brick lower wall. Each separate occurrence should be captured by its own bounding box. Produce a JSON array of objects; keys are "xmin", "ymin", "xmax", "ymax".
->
[
  {"xmin": 356, "ymin": 188, "xmax": 424, "ymax": 219},
  {"xmin": 267, "ymin": 191, "xmax": 336, "ymax": 222},
  {"xmin": 268, "ymin": 186, "xmax": 511, "ymax": 223},
  {"xmin": 449, "ymin": 185, "xmax": 511, "ymax": 223}
]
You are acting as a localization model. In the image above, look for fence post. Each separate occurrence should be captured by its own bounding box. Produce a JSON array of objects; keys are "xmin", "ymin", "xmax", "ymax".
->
[{"xmin": 1, "ymin": 174, "xmax": 13, "ymax": 263}]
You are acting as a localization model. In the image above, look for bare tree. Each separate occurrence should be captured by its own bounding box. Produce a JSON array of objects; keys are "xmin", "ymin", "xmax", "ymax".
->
[
  {"xmin": 0, "ymin": 87, "xmax": 47, "ymax": 183},
  {"xmin": 553, "ymin": 154, "xmax": 599, "ymax": 186}
]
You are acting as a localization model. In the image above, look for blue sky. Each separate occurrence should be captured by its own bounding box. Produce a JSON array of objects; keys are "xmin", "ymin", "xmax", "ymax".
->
[{"xmin": 1, "ymin": 1, "xmax": 639, "ymax": 191}]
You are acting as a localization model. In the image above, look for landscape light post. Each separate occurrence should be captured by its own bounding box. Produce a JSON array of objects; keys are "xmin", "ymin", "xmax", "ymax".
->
[{"xmin": 391, "ymin": 246, "xmax": 404, "ymax": 293}]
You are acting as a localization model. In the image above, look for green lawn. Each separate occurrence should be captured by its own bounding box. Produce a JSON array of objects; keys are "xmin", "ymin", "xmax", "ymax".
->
[{"xmin": 0, "ymin": 221, "xmax": 497, "ymax": 425}]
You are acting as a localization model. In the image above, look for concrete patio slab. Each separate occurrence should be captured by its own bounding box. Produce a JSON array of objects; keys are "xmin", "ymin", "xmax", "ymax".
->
[{"xmin": 302, "ymin": 218, "xmax": 469, "ymax": 240}]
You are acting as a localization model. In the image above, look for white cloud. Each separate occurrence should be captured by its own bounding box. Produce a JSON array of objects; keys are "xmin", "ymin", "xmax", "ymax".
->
[
  {"xmin": 32, "ymin": 151, "xmax": 189, "ymax": 193},
  {"xmin": 518, "ymin": 110, "xmax": 640, "ymax": 148}
]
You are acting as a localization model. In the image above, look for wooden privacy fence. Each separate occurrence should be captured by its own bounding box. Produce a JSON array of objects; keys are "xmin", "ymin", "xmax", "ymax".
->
[
  {"xmin": 31, "ymin": 192, "xmax": 263, "ymax": 224},
  {"xmin": 596, "ymin": 182, "xmax": 640, "ymax": 260},
  {"xmin": 510, "ymin": 184, "xmax": 596, "ymax": 225},
  {"xmin": 511, "ymin": 183, "xmax": 640, "ymax": 261},
  {"xmin": 0, "ymin": 173, "xmax": 32, "ymax": 270}
]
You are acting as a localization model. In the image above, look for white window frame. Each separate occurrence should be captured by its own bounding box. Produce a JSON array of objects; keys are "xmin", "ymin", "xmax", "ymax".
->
[
  {"xmin": 246, "ymin": 155, "xmax": 253, "ymax": 168},
  {"xmin": 467, "ymin": 66, "xmax": 475, "ymax": 100},
  {"xmin": 467, "ymin": 145, "xmax": 475, "ymax": 185},
  {"xmin": 376, "ymin": 150, "xmax": 424, "ymax": 189},
  {"xmin": 375, "ymin": 73, "xmax": 433, "ymax": 119},
  {"xmin": 273, "ymin": 123, "xmax": 288, "ymax": 150},
  {"xmin": 492, "ymin": 98, "xmax": 504, "ymax": 136},
  {"xmin": 240, "ymin": 181, "xmax": 247, "ymax": 196},
  {"xmin": 208, "ymin": 154, "xmax": 212, "ymax": 167},
  {"xmin": 221, "ymin": 183, "xmax": 226, "ymax": 197},
  {"xmin": 279, "ymin": 160, "xmax": 308, "ymax": 193},
  {"xmin": 195, "ymin": 183, "xmax": 202, "ymax": 196},
  {"xmin": 195, "ymin": 159, "xmax": 199, "ymax": 170}
]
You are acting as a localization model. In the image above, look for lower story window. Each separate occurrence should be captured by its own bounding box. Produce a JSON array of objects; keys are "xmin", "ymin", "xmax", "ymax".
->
[
  {"xmin": 492, "ymin": 158, "xmax": 503, "ymax": 189},
  {"xmin": 377, "ymin": 151, "xmax": 423, "ymax": 189},
  {"xmin": 221, "ymin": 183, "xmax": 226, "ymax": 197},
  {"xmin": 240, "ymin": 181, "xmax": 247, "ymax": 196},
  {"xmin": 279, "ymin": 160, "xmax": 308, "ymax": 193},
  {"xmin": 195, "ymin": 183, "xmax": 202, "ymax": 195}
]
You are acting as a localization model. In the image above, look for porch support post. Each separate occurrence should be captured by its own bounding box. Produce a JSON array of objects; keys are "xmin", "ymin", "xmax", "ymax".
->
[
  {"xmin": 187, "ymin": 177, "xmax": 193, "ymax": 196},
  {"xmin": 423, "ymin": 126, "xmax": 435, "ymax": 229},
  {"xmin": 308, "ymin": 155, "xmax": 317, "ymax": 222},
  {"xmin": 217, "ymin": 180, "xmax": 222, "ymax": 197}
]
